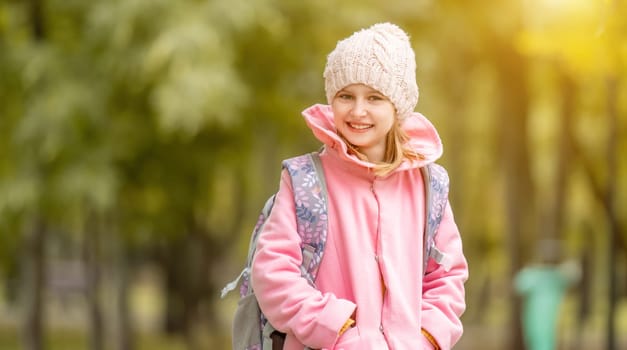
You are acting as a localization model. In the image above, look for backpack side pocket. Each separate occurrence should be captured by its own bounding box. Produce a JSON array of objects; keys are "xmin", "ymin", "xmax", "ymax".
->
[{"xmin": 232, "ymin": 293, "xmax": 263, "ymax": 350}]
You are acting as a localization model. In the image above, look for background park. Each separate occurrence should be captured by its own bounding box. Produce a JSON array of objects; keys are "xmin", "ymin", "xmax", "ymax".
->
[{"xmin": 1, "ymin": 0, "xmax": 626, "ymax": 349}]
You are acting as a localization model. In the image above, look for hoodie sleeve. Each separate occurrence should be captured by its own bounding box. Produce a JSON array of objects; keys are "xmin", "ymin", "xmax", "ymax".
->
[
  {"xmin": 421, "ymin": 202, "xmax": 468, "ymax": 349},
  {"xmin": 251, "ymin": 169, "xmax": 356, "ymax": 349}
]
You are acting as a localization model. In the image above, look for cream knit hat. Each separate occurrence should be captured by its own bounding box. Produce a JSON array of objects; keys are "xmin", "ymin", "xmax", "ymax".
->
[{"xmin": 323, "ymin": 23, "xmax": 419, "ymax": 119}]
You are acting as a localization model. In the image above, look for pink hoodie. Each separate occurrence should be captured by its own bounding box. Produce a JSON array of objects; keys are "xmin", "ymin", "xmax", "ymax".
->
[{"xmin": 251, "ymin": 104, "xmax": 467, "ymax": 350}]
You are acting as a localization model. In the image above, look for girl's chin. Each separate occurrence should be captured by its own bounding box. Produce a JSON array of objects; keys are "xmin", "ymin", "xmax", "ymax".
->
[{"xmin": 343, "ymin": 137, "xmax": 372, "ymax": 149}]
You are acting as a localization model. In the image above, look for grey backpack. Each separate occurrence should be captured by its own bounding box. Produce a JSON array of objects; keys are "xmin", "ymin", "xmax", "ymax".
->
[{"xmin": 221, "ymin": 152, "xmax": 450, "ymax": 350}]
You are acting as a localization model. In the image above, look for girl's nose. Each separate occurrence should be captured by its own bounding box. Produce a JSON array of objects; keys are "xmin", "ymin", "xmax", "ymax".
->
[{"xmin": 351, "ymin": 99, "xmax": 367, "ymax": 117}]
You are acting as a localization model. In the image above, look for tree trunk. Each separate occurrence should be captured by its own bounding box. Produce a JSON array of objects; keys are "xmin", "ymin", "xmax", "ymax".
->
[
  {"xmin": 115, "ymin": 221, "xmax": 134, "ymax": 350},
  {"xmin": 574, "ymin": 224, "xmax": 594, "ymax": 350},
  {"xmin": 84, "ymin": 210, "xmax": 104, "ymax": 350},
  {"xmin": 160, "ymin": 230, "xmax": 208, "ymax": 350},
  {"xmin": 549, "ymin": 71, "xmax": 576, "ymax": 243},
  {"xmin": 22, "ymin": 1, "xmax": 47, "ymax": 348},
  {"xmin": 605, "ymin": 76, "xmax": 618, "ymax": 350},
  {"xmin": 163, "ymin": 240, "xmax": 186, "ymax": 335},
  {"xmin": 493, "ymin": 41, "xmax": 534, "ymax": 350},
  {"xmin": 21, "ymin": 215, "xmax": 46, "ymax": 350}
]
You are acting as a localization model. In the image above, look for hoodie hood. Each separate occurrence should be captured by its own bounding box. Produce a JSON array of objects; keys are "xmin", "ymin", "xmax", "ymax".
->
[{"xmin": 302, "ymin": 104, "xmax": 443, "ymax": 172}]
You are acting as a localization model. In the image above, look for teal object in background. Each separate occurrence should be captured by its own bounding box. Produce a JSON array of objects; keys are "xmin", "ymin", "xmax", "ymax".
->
[{"xmin": 515, "ymin": 261, "xmax": 580, "ymax": 350}]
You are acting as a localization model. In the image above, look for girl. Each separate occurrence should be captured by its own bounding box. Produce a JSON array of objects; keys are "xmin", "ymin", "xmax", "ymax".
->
[{"xmin": 251, "ymin": 22, "xmax": 468, "ymax": 350}]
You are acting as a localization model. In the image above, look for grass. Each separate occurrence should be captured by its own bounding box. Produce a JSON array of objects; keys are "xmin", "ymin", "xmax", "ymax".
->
[
  {"xmin": 0, "ymin": 326, "xmax": 19, "ymax": 349},
  {"xmin": 0, "ymin": 325, "xmax": 225, "ymax": 350}
]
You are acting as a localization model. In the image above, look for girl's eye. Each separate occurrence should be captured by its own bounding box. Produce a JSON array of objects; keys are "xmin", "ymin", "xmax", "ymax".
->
[
  {"xmin": 338, "ymin": 94, "xmax": 353, "ymax": 100},
  {"xmin": 369, "ymin": 95, "xmax": 384, "ymax": 101}
]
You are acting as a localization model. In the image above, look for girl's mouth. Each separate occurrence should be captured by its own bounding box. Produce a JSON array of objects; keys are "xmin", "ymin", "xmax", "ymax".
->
[{"xmin": 348, "ymin": 122, "xmax": 373, "ymax": 130}]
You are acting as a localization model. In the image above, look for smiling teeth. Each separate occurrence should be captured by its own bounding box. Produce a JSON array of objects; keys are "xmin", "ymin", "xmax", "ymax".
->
[{"xmin": 350, "ymin": 123, "xmax": 371, "ymax": 130}]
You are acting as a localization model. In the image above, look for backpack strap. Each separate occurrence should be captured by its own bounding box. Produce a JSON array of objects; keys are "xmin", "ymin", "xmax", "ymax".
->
[
  {"xmin": 282, "ymin": 152, "xmax": 328, "ymax": 287},
  {"xmin": 220, "ymin": 195, "xmax": 276, "ymax": 299},
  {"xmin": 421, "ymin": 163, "xmax": 452, "ymax": 273},
  {"xmin": 220, "ymin": 152, "xmax": 328, "ymax": 299},
  {"xmin": 220, "ymin": 152, "xmax": 326, "ymax": 350}
]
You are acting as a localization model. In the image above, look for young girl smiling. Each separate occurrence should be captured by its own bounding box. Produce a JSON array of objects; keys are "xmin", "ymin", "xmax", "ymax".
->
[{"xmin": 251, "ymin": 23, "xmax": 468, "ymax": 350}]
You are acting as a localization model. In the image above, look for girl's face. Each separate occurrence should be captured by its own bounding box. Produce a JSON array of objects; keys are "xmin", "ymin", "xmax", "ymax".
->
[{"xmin": 331, "ymin": 84, "xmax": 396, "ymax": 163}]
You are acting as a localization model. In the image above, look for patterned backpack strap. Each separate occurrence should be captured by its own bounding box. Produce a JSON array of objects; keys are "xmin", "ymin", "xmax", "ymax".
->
[
  {"xmin": 220, "ymin": 194, "xmax": 277, "ymax": 299},
  {"xmin": 282, "ymin": 152, "xmax": 328, "ymax": 287},
  {"xmin": 422, "ymin": 163, "xmax": 451, "ymax": 274}
]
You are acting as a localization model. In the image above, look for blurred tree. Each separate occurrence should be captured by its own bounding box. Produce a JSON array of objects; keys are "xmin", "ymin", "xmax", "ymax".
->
[{"xmin": 518, "ymin": 1, "xmax": 627, "ymax": 347}]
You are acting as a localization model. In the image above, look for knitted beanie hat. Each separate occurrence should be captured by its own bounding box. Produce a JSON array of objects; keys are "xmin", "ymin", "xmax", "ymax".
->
[{"xmin": 323, "ymin": 23, "xmax": 419, "ymax": 119}]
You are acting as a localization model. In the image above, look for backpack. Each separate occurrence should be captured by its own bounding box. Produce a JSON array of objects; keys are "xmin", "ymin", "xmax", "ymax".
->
[{"xmin": 221, "ymin": 151, "xmax": 450, "ymax": 350}]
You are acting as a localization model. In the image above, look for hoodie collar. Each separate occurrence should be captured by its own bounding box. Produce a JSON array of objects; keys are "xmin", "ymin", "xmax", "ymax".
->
[{"xmin": 302, "ymin": 104, "xmax": 443, "ymax": 172}]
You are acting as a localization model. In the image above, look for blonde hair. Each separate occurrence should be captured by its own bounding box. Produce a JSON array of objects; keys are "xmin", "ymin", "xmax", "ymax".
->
[{"xmin": 342, "ymin": 120, "xmax": 424, "ymax": 177}]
